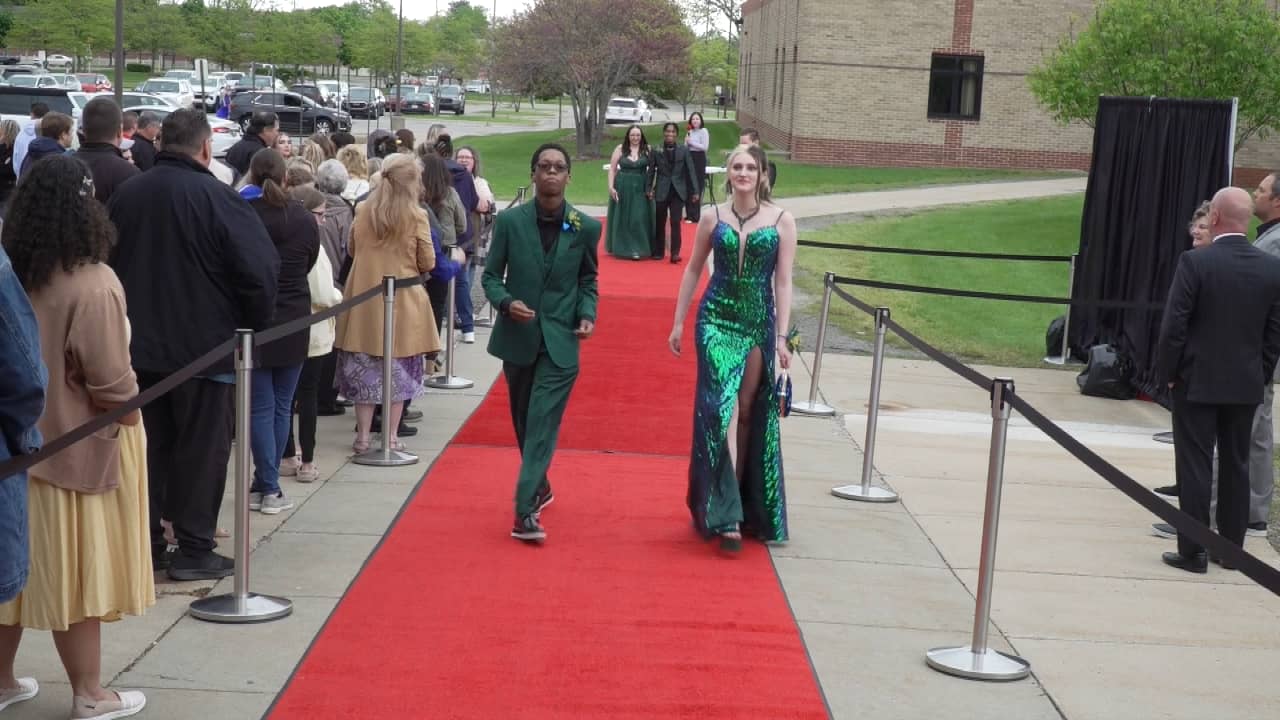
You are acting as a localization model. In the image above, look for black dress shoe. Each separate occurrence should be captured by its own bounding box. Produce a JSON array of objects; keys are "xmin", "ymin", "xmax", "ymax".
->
[
  {"xmin": 651, "ymin": 254, "xmax": 664, "ymax": 260},
  {"xmin": 151, "ymin": 545, "xmax": 176, "ymax": 572},
  {"xmin": 1210, "ymin": 554, "xmax": 1238, "ymax": 570},
  {"xmin": 168, "ymin": 550, "xmax": 235, "ymax": 581},
  {"xmin": 670, "ymin": 256, "xmax": 682, "ymax": 264},
  {"xmin": 1154, "ymin": 485, "xmax": 1179, "ymax": 497},
  {"xmin": 1162, "ymin": 551, "xmax": 1207, "ymax": 574},
  {"xmin": 403, "ymin": 408, "xmax": 424, "ymax": 423}
]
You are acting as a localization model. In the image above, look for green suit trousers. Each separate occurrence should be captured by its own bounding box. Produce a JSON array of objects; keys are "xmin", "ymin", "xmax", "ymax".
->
[{"xmin": 504, "ymin": 352, "xmax": 578, "ymax": 516}]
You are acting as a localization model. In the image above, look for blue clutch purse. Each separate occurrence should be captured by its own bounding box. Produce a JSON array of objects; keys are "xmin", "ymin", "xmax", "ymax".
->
[{"xmin": 776, "ymin": 372, "xmax": 793, "ymax": 418}]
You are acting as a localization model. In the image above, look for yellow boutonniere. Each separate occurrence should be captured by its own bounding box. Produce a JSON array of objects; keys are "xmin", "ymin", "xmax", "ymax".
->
[{"xmin": 562, "ymin": 210, "xmax": 583, "ymax": 233}]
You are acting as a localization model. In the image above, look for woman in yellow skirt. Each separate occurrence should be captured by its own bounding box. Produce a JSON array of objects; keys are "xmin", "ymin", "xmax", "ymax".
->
[{"xmin": 0, "ymin": 154, "xmax": 153, "ymax": 719}]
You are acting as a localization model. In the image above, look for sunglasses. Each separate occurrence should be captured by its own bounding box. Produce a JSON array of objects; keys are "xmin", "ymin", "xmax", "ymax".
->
[{"xmin": 536, "ymin": 162, "xmax": 568, "ymax": 174}]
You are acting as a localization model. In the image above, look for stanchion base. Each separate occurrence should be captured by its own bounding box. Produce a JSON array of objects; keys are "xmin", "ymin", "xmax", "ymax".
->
[
  {"xmin": 352, "ymin": 447, "xmax": 419, "ymax": 466},
  {"xmin": 188, "ymin": 592, "xmax": 293, "ymax": 624},
  {"xmin": 1152, "ymin": 431, "xmax": 1174, "ymax": 445},
  {"xmin": 1042, "ymin": 355, "xmax": 1067, "ymax": 366},
  {"xmin": 925, "ymin": 646, "xmax": 1030, "ymax": 681},
  {"xmin": 474, "ymin": 317, "xmax": 495, "ymax": 328},
  {"xmin": 426, "ymin": 375, "xmax": 475, "ymax": 390},
  {"xmin": 831, "ymin": 484, "xmax": 899, "ymax": 503},
  {"xmin": 791, "ymin": 401, "xmax": 836, "ymax": 417}
]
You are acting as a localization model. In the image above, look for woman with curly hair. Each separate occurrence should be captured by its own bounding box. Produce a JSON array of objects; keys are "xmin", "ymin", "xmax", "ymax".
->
[
  {"xmin": 336, "ymin": 145, "xmax": 369, "ymax": 203},
  {"xmin": 0, "ymin": 155, "xmax": 151, "ymax": 718}
]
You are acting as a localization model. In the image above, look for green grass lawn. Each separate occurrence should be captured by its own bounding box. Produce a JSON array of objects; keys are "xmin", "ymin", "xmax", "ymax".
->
[
  {"xmin": 795, "ymin": 195, "xmax": 1084, "ymax": 367},
  {"xmin": 461, "ymin": 121, "xmax": 1075, "ymax": 207}
]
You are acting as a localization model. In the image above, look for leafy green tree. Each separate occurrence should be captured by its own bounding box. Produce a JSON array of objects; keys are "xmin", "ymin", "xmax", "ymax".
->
[
  {"xmin": 0, "ymin": 11, "xmax": 13, "ymax": 48},
  {"xmin": 496, "ymin": 0, "xmax": 690, "ymax": 158},
  {"xmin": 126, "ymin": 0, "xmax": 189, "ymax": 70},
  {"xmin": 182, "ymin": 0, "xmax": 259, "ymax": 70},
  {"xmin": 428, "ymin": 1, "xmax": 488, "ymax": 82},
  {"xmin": 9, "ymin": 0, "xmax": 113, "ymax": 70},
  {"xmin": 313, "ymin": 1, "xmax": 373, "ymax": 69},
  {"xmin": 1029, "ymin": 0, "xmax": 1280, "ymax": 147},
  {"xmin": 254, "ymin": 10, "xmax": 338, "ymax": 71}
]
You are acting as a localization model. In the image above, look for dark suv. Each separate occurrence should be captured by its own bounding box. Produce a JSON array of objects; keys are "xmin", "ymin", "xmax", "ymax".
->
[
  {"xmin": 228, "ymin": 91, "xmax": 351, "ymax": 134},
  {"xmin": 289, "ymin": 84, "xmax": 328, "ymax": 107},
  {"xmin": 436, "ymin": 85, "xmax": 465, "ymax": 115}
]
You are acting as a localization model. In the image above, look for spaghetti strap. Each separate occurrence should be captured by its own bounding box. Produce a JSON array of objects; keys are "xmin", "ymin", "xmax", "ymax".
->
[
  {"xmin": 714, "ymin": 204, "xmax": 722, "ymax": 222},
  {"xmin": 770, "ymin": 208, "xmax": 785, "ymax": 228}
]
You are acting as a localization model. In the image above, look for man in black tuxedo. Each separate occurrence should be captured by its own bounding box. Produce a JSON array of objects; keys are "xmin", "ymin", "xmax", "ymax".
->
[
  {"xmin": 647, "ymin": 122, "xmax": 698, "ymax": 263},
  {"xmin": 1156, "ymin": 187, "xmax": 1280, "ymax": 573}
]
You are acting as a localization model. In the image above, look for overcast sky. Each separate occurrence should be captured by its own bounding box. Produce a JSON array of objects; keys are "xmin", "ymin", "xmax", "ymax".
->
[{"xmin": 289, "ymin": 0, "xmax": 534, "ymax": 22}]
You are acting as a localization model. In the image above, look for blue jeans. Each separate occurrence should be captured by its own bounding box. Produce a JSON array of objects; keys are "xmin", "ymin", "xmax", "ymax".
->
[
  {"xmin": 453, "ymin": 254, "xmax": 475, "ymax": 333},
  {"xmin": 249, "ymin": 364, "xmax": 303, "ymax": 497}
]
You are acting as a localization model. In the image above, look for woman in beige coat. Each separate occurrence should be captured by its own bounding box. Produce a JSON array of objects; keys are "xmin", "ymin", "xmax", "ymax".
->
[{"xmin": 334, "ymin": 153, "xmax": 439, "ymax": 452}]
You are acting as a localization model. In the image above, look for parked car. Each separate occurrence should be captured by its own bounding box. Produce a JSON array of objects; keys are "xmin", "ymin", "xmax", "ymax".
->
[
  {"xmin": 0, "ymin": 66, "xmax": 42, "ymax": 82},
  {"xmin": 464, "ymin": 80, "xmax": 489, "ymax": 94},
  {"xmin": 243, "ymin": 75, "xmax": 287, "ymax": 92},
  {"xmin": 436, "ymin": 84, "xmax": 465, "ymax": 115},
  {"xmin": 288, "ymin": 84, "xmax": 326, "ymax": 107},
  {"xmin": 400, "ymin": 89, "xmax": 434, "ymax": 114},
  {"xmin": 0, "ymin": 86, "xmax": 79, "ymax": 148},
  {"xmin": 190, "ymin": 73, "xmax": 226, "ymax": 110},
  {"xmin": 6, "ymin": 75, "xmax": 64, "ymax": 89},
  {"xmin": 315, "ymin": 80, "xmax": 347, "ymax": 108},
  {"xmin": 75, "ymin": 73, "xmax": 111, "ymax": 93},
  {"xmin": 164, "ymin": 69, "xmax": 197, "ymax": 82},
  {"xmin": 120, "ymin": 105, "xmax": 241, "ymax": 158},
  {"xmin": 228, "ymin": 91, "xmax": 351, "ymax": 135},
  {"xmin": 221, "ymin": 71, "xmax": 246, "ymax": 88},
  {"xmin": 45, "ymin": 74, "xmax": 82, "ymax": 90},
  {"xmin": 43, "ymin": 54, "xmax": 73, "ymax": 70},
  {"xmin": 137, "ymin": 78, "xmax": 195, "ymax": 108},
  {"xmin": 343, "ymin": 87, "xmax": 381, "ymax": 118},
  {"xmin": 385, "ymin": 84, "xmax": 419, "ymax": 112},
  {"xmin": 605, "ymin": 97, "xmax": 652, "ymax": 124}
]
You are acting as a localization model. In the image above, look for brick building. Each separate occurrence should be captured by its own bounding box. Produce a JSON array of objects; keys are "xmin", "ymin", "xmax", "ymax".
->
[{"xmin": 736, "ymin": 0, "xmax": 1279, "ymax": 183}]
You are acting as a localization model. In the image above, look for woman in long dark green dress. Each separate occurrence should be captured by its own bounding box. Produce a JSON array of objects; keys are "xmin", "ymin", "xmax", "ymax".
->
[
  {"xmin": 668, "ymin": 144, "xmax": 797, "ymax": 553},
  {"xmin": 605, "ymin": 125, "xmax": 655, "ymax": 260}
]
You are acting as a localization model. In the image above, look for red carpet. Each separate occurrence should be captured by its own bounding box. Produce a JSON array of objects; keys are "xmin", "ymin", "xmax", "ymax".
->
[{"xmin": 269, "ymin": 222, "xmax": 828, "ymax": 719}]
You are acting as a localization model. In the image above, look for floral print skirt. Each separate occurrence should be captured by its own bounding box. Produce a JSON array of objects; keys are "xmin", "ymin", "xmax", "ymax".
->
[{"xmin": 335, "ymin": 351, "xmax": 427, "ymax": 404}]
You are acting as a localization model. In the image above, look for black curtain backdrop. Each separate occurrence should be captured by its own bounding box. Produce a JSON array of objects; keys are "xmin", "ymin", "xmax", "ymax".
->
[{"xmin": 1069, "ymin": 97, "xmax": 1235, "ymax": 404}]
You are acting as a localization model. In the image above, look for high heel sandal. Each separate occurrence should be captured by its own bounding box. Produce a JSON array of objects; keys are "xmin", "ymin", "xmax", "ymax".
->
[{"xmin": 352, "ymin": 437, "xmax": 370, "ymax": 454}]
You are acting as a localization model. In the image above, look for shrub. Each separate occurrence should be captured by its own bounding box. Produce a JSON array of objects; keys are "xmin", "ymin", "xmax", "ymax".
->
[{"xmin": 125, "ymin": 63, "xmax": 151, "ymax": 73}]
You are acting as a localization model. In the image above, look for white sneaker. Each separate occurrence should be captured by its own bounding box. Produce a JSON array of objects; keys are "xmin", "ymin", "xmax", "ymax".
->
[
  {"xmin": 71, "ymin": 690, "xmax": 146, "ymax": 719},
  {"xmin": 279, "ymin": 456, "xmax": 300, "ymax": 477},
  {"xmin": 248, "ymin": 491, "xmax": 263, "ymax": 510},
  {"xmin": 259, "ymin": 492, "xmax": 294, "ymax": 515},
  {"xmin": 0, "ymin": 678, "xmax": 38, "ymax": 710},
  {"xmin": 461, "ymin": 331, "xmax": 475, "ymax": 343}
]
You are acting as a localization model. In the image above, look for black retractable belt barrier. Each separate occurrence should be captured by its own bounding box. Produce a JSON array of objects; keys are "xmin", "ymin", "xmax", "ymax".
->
[{"xmin": 0, "ymin": 273, "xmax": 424, "ymax": 481}]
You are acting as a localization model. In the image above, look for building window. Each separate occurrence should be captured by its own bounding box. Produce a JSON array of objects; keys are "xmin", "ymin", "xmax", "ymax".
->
[{"xmin": 927, "ymin": 54, "xmax": 983, "ymax": 120}]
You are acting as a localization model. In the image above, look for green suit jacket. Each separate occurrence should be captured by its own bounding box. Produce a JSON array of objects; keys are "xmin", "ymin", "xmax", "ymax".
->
[{"xmin": 483, "ymin": 201, "xmax": 600, "ymax": 369}]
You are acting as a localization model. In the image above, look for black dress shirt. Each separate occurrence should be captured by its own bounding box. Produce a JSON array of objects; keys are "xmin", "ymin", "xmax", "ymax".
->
[{"xmin": 535, "ymin": 202, "xmax": 565, "ymax": 255}]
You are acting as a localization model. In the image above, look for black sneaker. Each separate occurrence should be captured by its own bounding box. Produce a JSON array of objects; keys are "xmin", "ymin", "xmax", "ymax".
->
[
  {"xmin": 511, "ymin": 514, "xmax": 546, "ymax": 543},
  {"xmin": 533, "ymin": 487, "xmax": 554, "ymax": 515},
  {"xmin": 151, "ymin": 545, "xmax": 177, "ymax": 572},
  {"xmin": 403, "ymin": 408, "xmax": 424, "ymax": 423},
  {"xmin": 1247, "ymin": 522, "xmax": 1268, "ymax": 537},
  {"xmin": 1151, "ymin": 522, "xmax": 1176, "ymax": 539},
  {"xmin": 167, "ymin": 551, "xmax": 235, "ymax": 581},
  {"xmin": 1154, "ymin": 485, "xmax": 1178, "ymax": 497}
]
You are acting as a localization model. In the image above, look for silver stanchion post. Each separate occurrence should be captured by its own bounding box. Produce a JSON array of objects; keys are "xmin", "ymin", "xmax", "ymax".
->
[
  {"xmin": 354, "ymin": 276, "xmax": 419, "ymax": 467},
  {"xmin": 1043, "ymin": 254, "xmax": 1077, "ymax": 365},
  {"xmin": 189, "ymin": 329, "xmax": 293, "ymax": 623},
  {"xmin": 926, "ymin": 377, "xmax": 1030, "ymax": 681},
  {"xmin": 426, "ymin": 267, "xmax": 475, "ymax": 390},
  {"xmin": 832, "ymin": 306, "xmax": 899, "ymax": 503},
  {"xmin": 791, "ymin": 271, "xmax": 836, "ymax": 416}
]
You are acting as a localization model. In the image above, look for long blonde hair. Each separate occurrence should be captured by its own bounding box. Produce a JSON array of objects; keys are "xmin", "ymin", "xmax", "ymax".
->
[
  {"xmin": 358, "ymin": 153, "xmax": 428, "ymax": 246},
  {"xmin": 337, "ymin": 144, "xmax": 368, "ymax": 180},
  {"xmin": 0, "ymin": 119, "xmax": 20, "ymax": 147},
  {"xmin": 724, "ymin": 144, "xmax": 772, "ymax": 204}
]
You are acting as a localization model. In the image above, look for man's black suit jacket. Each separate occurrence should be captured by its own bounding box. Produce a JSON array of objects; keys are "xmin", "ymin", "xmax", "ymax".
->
[
  {"xmin": 647, "ymin": 144, "xmax": 698, "ymax": 201},
  {"xmin": 1157, "ymin": 234, "xmax": 1280, "ymax": 404}
]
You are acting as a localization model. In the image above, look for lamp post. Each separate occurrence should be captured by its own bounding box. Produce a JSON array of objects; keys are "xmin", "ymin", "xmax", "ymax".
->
[
  {"xmin": 114, "ymin": 0, "xmax": 124, "ymax": 105},
  {"xmin": 395, "ymin": 0, "xmax": 405, "ymax": 120}
]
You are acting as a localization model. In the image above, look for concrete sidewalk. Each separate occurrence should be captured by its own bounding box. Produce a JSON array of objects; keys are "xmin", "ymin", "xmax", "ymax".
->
[
  {"xmin": 575, "ymin": 175, "xmax": 1087, "ymax": 219},
  {"xmin": 780, "ymin": 354, "xmax": 1280, "ymax": 719}
]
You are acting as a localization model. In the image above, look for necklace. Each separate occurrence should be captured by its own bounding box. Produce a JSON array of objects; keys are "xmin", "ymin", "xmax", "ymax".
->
[{"xmin": 730, "ymin": 203, "xmax": 760, "ymax": 232}]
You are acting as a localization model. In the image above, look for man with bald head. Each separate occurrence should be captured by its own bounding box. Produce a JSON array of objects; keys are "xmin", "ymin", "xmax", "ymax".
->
[{"xmin": 1157, "ymin": 186, "xmax": 1280, "ymax": 573}]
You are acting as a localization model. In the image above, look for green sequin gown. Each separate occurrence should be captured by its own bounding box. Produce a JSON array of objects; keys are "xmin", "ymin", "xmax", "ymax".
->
[
  {"xmin": 687, "ymin": 216, "xmax": 788, "ymax": 542},
  {"xmin": 605, "ymin": 154, "xmax": 655, "ymax": 259}
]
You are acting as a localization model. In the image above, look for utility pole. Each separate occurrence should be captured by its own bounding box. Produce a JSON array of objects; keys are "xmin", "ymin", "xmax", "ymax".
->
[
  {"xmin": 395, "ymin": 0, "xmax": 405, "ymax": 123},
  {"xmin": 113, "ymin": 0, "xmax": 123, "ymax": 106}
]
